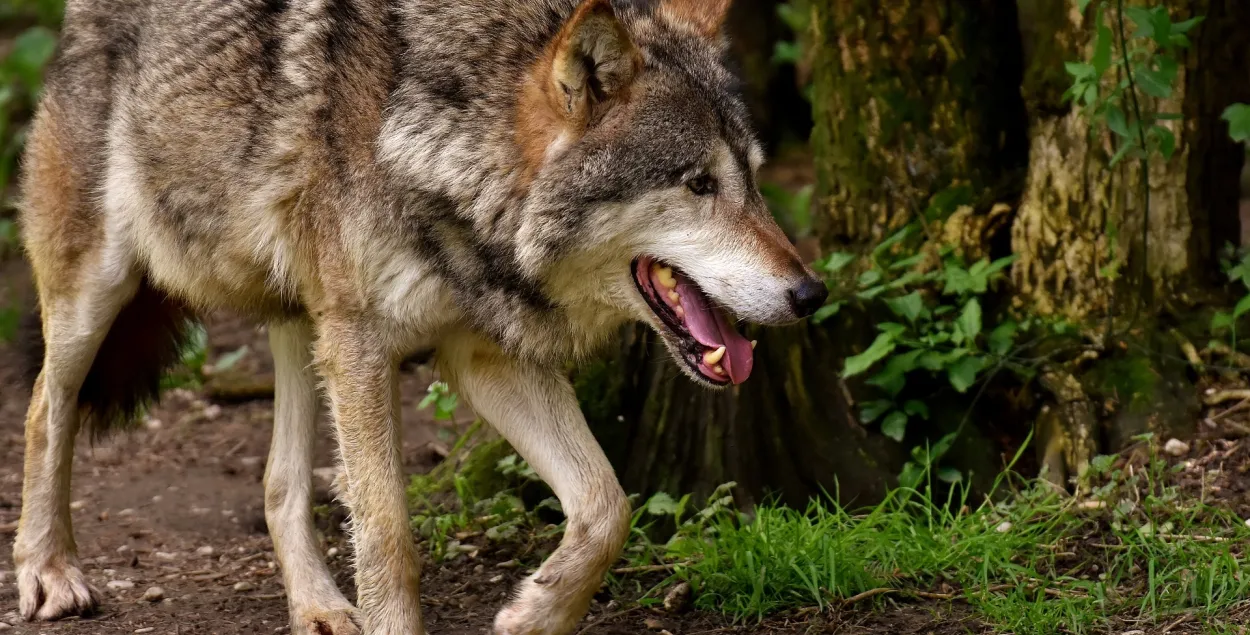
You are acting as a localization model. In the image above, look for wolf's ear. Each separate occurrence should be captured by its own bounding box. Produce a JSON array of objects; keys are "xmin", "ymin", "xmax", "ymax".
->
[
  {"xmin": 658, "ymin": 0, "xmax": 732, "ymax": 39},
  {"xmin": 546, "ymin": 0, "xmax": 640, "ymax": 127}
]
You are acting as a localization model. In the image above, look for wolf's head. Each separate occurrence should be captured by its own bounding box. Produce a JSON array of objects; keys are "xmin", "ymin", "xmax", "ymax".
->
[{"xmin": 517, "ymin": 0, "xmax": 826, "ymax": 387}]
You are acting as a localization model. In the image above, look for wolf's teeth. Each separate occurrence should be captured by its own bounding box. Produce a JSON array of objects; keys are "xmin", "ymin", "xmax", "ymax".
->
[
  {"xmin": 713, "ymin": 365, "xmax": 725, "ymax": 375},
  {"xmin": 674, "ymin": 306, "xmax": 685, "ymax": 319},
  {"xmin": 668, "ymin": 291, "xmax": 681, "ymax": 304},
  {"xmin": 660, "ymin": 275, "xmax": 677, "ymax": 290},
  {"xmin": 703, "ymin": 346, "xmax": 726, "ymax": 366},
  {"xmin": 751, "ymin": 340, "xmax": 758, "ymax": 350},
  {"xmin": 655, "ymin": 266, "xmax": 677, "ymax": 289}
]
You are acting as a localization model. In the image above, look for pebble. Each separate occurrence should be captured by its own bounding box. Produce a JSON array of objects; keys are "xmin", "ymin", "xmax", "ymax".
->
[
  {"xmin": 142, "ymin": 587, "xmax": 165, "ymax": 602},
  {"xmin": 240, "ymin": 456, "xmax": 263, "ymax": 468},
  {"xmin": 144, "ymin": 418, "xmax": 163, "ymax": 431},
  {"xmin": 197, "ymin": 546, "xmax": 215, "ymax": 556},
  {"xmin": 135, "ymin": 628, "xmax": 156, "ymax": 633},
  {"xmin": 489, "ymin": 574, "xmax": 504, "ymax": 584},
  {"xmin": 233, "ymin": 581, "xmax": 256, "ymax": 593},
  {"xmin": 663, "ymin": 581, "xmax": 691, "ymax": 613},
  {"xmin": 1244, "ymin": 518, "xmax": 1250, "ymax": 529},
  {"xmin": 154, "ymin": 551, "xmax": 177, "ymax": 561},
  {"xmin": 70, "ymin": 499, "xmax": 87, "ymax": 511},
  {"xmin": 107, "ymin": 580, "xmax": 136, "ymax": 590},
  {"xmin": 119, "ymin": 508, "xmax": 136, "ymax": 517},
  {"xmin": 995, "ymin": 521, "xmax": 1013, "ymax": 533},
  {"xmin": 1163, "ymin": 438, "xmax": 1190, "ymax": 456}
]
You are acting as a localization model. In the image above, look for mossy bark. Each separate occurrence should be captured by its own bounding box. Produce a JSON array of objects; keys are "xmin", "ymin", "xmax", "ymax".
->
[
  {"xmin": 1010, "ymin": 1, "xmax": 1249, "ymax": 484},
  {"xmin": 580, "ymin": 0, "xmax": 1029, "ymax": 506}
]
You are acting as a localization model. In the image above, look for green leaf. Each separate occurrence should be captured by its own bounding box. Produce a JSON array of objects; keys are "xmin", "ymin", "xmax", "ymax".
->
[
  {"xmin": 1125, "ymin": 6, "xmax": 1156, "ymax": 37},
  {"xmin": 903, "ymin": 400, "xmax": 929, "ymax": 420},
  {"xmin": 1223, "ymin": 104, "xmax": 1250, "ymax": 143},
  {"xmin": 857, "ymin": 269, "xmax": 883, "ymax": 288},
  {"xmin": 818, "ymin": 252, "xmax": 856, "ymax": 275},
  {"xmin": 878, "ymin": 322, "xmax": 907, "ymax": 338},
  {"xmin": 1214, "ymin": 311, "xmax": 1237, "ymax": 331},
  {"xmin": 988, "ymin": 320, "xmax": 1019, "ymax": 356},
  {"xmin": 958, "ymin": 298, "xmax": 983, "ymax": 342},
  {"xmin": 1092, "ymin": 13, "xmax": 1113, "ymax": 77},
  {"xmin": 885, "ymin": 291, "xmax": 927, "ymax": 323},
  {"xmin": 860, "ymin": 400, "xmax": 893, "ymax": 424},
  {"xmin": 1234, "ymin": 294, "xmax": 1250, "ymax": 319},
  {"xmin": 213, "ymin": 346, "xmax": 249, "ymax": 373},
  {"xmin": 943, "ymin": 266, "xmax": 972, "ymax": 296},
  {"xmin": 948, "ymin": 355, "xmax": 986, "ymax": 393},
  {"xmin": 898, "ymin": 462, "xmax": 925, "ymax": 489},
  {"xmin": 812, "ymin": 302, "xmax": 843, "ymax": 325},
  {"xmin": 843, "ymin": 333, "xmax": 896, "ymax": 378},
  {"xmin": 1105, "ymin": 105, "xmax": 1130, "ymax": 138},
  {"xmin": 1064, "ymin": 61, "xmax": 1095, "ymax": 79},
  {"xmin": 1078, "ymin": 0, "xmax": 1093, "ymax": 12},
  {"xmin": 1109, "ymin": 137, "xmax": 1138, "ymax": 167},
  {"xmin": 931, "ymin": 431, "xmax": 959, "ymax": 459},
  {"xmin": 3, "ymin": 27, "xmax": 57, "ymax": 95},
  {"xmin": 1151, "ymin": 125, "xmax": 1176, "ymax": 161},
  {"xmin": 881, "ymin": 411, "xmax": 908, "ymax": 442},
  {"xmin": 937, "ymin": 467, "xmax": 963, "ymax": 484},
  {"xmin": 1136, "ymin": 66, "xmax": 1174, "ymax": 99},
  {"xmin": 1172, "ymin": 16, "xmax": 1204, "ymax": 34},
  {"xmin": 644, "ymin": 492, "xmax": 679, "ymax": 516}
]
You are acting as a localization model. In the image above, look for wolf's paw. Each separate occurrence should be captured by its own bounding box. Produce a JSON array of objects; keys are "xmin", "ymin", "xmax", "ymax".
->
[
  {"xmin": 492, "ymin": 583, "xmax": 585, "ymax": 635},
  {"xmin": 17, "ymin": 559, "xmax": 100, "ymax": 621},
  {"xmin": 294, "ymin": 605, "xmax": 363, "ymax": 635}
]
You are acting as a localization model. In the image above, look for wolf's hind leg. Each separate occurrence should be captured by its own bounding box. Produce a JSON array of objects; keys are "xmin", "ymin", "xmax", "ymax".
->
[
  {"xmin": 265, "ymin": 320, "xmax": 362, "ymax": 635},
  {"xmin": 15, "ymin": 269, "xmax": 140, "ymax": 621},
  {"xmin": 439, "ymin": 333, "xmax": 631, "ymax": 635}
]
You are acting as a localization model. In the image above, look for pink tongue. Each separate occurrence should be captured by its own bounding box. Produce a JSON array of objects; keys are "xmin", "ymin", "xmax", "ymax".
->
[{"xmin": 674, "ymin": 277, "xmax": 754, "ymax": 384}]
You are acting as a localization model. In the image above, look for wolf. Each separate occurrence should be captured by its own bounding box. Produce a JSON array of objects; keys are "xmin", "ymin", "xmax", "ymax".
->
[{"xmin": 12, "ymin": 0, "xmax": 827, "ymax": 632}]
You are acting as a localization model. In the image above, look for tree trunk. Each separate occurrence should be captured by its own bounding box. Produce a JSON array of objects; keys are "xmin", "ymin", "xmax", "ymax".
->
[
  {"xmin": 1010, "ymin": 0, "xmax": 1250, "ymax": 484},
  {"xmin": 579, "ymin": 0, "xmax": 1029, "ymax": 507}
]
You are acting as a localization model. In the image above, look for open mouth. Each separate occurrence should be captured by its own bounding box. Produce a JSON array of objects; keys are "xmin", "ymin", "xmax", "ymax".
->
[{"xmin": 632, "ymin": 257, "xmax": 755, "ymax": 385}]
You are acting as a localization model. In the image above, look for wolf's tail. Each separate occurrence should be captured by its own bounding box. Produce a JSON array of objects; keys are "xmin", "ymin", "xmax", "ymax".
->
[{"xmin": 20, "ymin": 279, "xmax": 197, "ymax": 439}]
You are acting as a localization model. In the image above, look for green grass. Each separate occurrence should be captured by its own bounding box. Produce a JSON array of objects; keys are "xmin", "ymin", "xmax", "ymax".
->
[{"xmin": 655, "ymin": 449, "xmax": 1250, "ymax": 633}]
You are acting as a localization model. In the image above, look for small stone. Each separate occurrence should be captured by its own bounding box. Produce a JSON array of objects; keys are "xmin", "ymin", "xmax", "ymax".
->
[
  {"xmin": 495, "ymin": 559, "xmax": 518, "ymax": 569},
  {"xmin": 108, "ymin": 580, "xmax": 136, "ymax": 590},
  {"xmin": 151, "ymin": 495, "xmax": 163, "ymax": 504},
  {"xmin": 154, "ymin": 551, "xmax": 177, "ymax": 561},
  {"xmin": 1164, "ymin": 438, "xmax": 1191, "ymax": 457},
  {"xmin": 233, "ymin": 581, "xmax": 256, "ymax": 593},
  {"xmin": 119, "ymin": 508, "xmax": 136, "ymax": 517},
  {"xmin": 196, "ymin": 546, "xmax": 215, "ymax": 556},
  {"xmin": 1244, "ymin": 518, "xmax": 1250, "ymax": 529},
  {"xmin": 142, "ymin": 587, "xmax": 165, "ymax": 602},
  {"xmin": 203, "ymin": 404, "xmax": 223, "ymax": 419},
  {"xmin": 326, "ymin": 547, "xmax": 339, "ymax": 558},
  {"xmin": 144, "ymin": 418, "xmax": 163, "ymax": 431},
  {"xmin": 135, "ymin": 628, "xmax": 156, "ymax": 633},
  {"xmin": 473, "ymin": 564, "xmax": 484, "ymax": 573},
  {"xmin": 240, "ymin": 456, "xmax": 263, "ymax": 468},
  {"xmin": 644, "ymin": 617, "xmax": 668, "ymax": 631},
  {"xmin": 99, "ymin": 510, "xmax": 110, "ymax": 521},
  {"xmin": 995, "ymin": 521, "xmax": 1012, "ymax": 533},
  {"xmin": 489, "ymin": 574, "xmax": 504, "ymax": 584},
  {"xmin": 70, "ymin": 500, "xmax": 87, "ymax": 511}
]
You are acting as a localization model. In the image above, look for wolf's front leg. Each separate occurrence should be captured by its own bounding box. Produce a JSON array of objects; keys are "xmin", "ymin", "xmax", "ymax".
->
[
  {"xmin": 315, "ymin": 319, "xmax": 424, "ymax": 635},
  {"xmin": 440, "ymin": 333, "xmax": 631, "ymax": 635}
]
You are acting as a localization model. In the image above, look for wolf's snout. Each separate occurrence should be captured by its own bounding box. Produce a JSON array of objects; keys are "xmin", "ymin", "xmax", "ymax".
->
[{"xmin": 788, "ymin": 277, "xmax": 828, "ymax": 319}]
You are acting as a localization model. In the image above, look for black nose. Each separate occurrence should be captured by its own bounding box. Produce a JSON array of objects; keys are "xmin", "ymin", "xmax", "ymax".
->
[{"xmin": 789, "ymin": 277, "xmax": 829, "ymax": 319}]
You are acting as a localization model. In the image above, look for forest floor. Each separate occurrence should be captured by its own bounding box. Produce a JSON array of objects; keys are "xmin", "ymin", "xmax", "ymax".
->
[{"xmin": 3, "ymin": 260, "xmax": 1250, "ymax": 635}]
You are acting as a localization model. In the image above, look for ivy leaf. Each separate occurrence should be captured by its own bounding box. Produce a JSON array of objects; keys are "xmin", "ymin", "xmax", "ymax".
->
[
  {"xmin": 843, "ymin": 333, "xmax": 896, "ymax": 378},
  {"xmin": 903, "ymin": 400, "xmax": 930, "ymax": 420},
  {"xmin": 881, "ymin": 411, "xmax": 908, "ymax": 443},
  {"xmin": 885, "ymin": 291, "xmax": 927, "ymax": 323},
  {"xmin": 868, "ymin": 349, "xmax": 923, "ymax": 397},
  {"xmin": 860, "ymin": 400, "xmax": 893, "ymax": 424},
  {"xmin": 1223, "ymin": 104, "xmax": 1250, "ymax": 143},
  {"xmin": 958, "ymin": 298, "xmax": 983, "ymax": 342},
  {"xmin": 948, "ymin": 355, "xmax": 986, "ymax": 393},
  {"xmin": 644, "ymin": 492, "xmax": 679, "ymax": 516}
]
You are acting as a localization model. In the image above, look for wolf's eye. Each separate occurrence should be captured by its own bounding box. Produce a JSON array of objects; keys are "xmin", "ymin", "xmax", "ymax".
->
[{"xmin": 686, "ymin": 175, "xmax": 718, "ymax": 196}]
